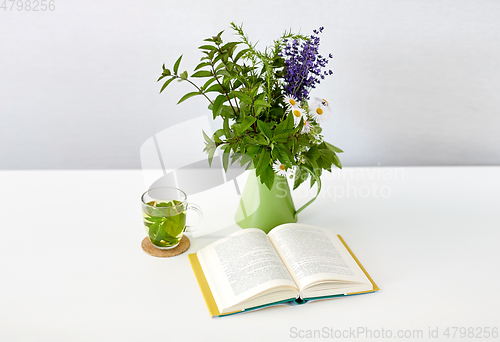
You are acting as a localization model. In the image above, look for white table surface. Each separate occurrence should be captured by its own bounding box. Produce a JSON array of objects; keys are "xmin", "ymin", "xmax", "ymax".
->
[{"xmin": 1, "ymin": 167, "xmax": 499, "ymax": 342}]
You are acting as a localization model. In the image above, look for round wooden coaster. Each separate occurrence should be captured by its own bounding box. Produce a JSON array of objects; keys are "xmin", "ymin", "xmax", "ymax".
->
[{"xmin": 141, "ymin": 235, "xmax": 190, "ymax": 257}]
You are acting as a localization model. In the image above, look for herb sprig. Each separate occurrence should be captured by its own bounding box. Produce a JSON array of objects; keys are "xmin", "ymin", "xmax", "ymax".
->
[{"xmin": 159, "ymin": 23, "xmax": 342, "ymax": 190}]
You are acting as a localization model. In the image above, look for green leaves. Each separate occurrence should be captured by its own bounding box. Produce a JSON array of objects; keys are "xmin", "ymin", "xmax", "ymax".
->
[
  {"xmin": 221, "ymin": 145, "xmax": 231, "ymax": 172},
  {"xmin": 212, "ymin": 95, "xmax": 226, "ymax": 118},
  {"xmin": 177, "ymin": 91, "xmax": 200, "ymax": 104},
  {"xmin": 199, "ymin": 45, "xmax": 217, "ymax": 51},
  {"xmin": 261, "ymin": 163, "xmax": 275, "ymax": 190},
  {"xmin": 142, "ymin": 200, "xmax": 187, "ymax": 247},
  {"xmin": 253, "ymin": 99, "xmax": 271, "ymax": 116},
  {"xmin": 256, "ymin": 149, "xmax": 271, "ymax": 177},
  {"xmin": 191, "ymin": 70, "xmax": 212, "ymax": 78},
  {"xmin": 173, "ymin": 55, "xmax": 183, "ymax": 74},
  {"xmin": 201, "ymin": 78, "xmax": 216, "ymax": 91},
  {"xmin": 157, "ymin": 67, "xmax": 171, "ymax": 82},
  {"xmin": 271, "ymin": 133, "xmax": 289, "ymax": 143},
  {"xmin": 223, "ymin": 116, "xmax": 231, "ymax": 137},
  {"xmin": 179, "ymin": 71, "xmax": 188, "ymax": 80},
  {"xmin": 159, "ymin": 77, "xmax": 175, "ymax": 94},
  {"xmin": 333, "ymin": 154, "xmax": 342, "ymax": 169},
  {"xmin": 205, "ymin": 84, "xmax": 225, "ymax": 93},
  {"xmin": 257, "ymin": 120, "xmax": 272, "ymax": 140},
  {"xmin": 293, "ymin": 166, "xmax": 307, "ymax": 190},
  {"xmin": 202, "ymin": 130, "xmax": 216, "ymax": 166},
  {"xmin": 234, "ymin": 48, "xmax": 250, "ymax": 63},
  {"xmin": 157, "ymin": 24, "xmax": 343, "ymax": 191},
  {"xmin": 325, "ymin": 141, "xmax": 344, "ymax": 153},
  {"xmin": 194, "ymin": 62, "xmax": 211, "ymax": 71},
  {"xmin": 234, "ymin": 91, "xmax": 252, "ymax": 105},
  {"xmin": 239, "ymin": 116, "xmax": 256, "ymax": 132},
  {"xmin": 255, "ymin": 134, "xmax": 268, "ymax": 145}
]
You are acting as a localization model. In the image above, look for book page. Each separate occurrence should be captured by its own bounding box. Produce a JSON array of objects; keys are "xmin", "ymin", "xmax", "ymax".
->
[
  {"xmin": 197, "ymin": 228, "xmax": 298, "ymax": 313},
  {"xmin": 268, "ymin": 224, "xmax": 370, "ymax": 291}
]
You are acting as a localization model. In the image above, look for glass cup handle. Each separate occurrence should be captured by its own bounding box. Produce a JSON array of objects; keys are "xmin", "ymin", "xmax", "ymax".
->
[{"xmin": 185, "ymin": 203, "xmax": 203, "ymax": 233}]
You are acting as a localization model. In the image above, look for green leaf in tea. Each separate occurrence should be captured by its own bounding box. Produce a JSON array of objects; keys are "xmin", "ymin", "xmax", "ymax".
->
[{"xmin": 142, "ymin": 200, "xmax": 186, "ymax": 248}]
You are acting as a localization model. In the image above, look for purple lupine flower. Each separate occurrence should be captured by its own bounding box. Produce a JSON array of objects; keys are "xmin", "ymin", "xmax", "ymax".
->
[{"xmin": 281, "ymin": 28, "xmax": 333, "ymax": 101}]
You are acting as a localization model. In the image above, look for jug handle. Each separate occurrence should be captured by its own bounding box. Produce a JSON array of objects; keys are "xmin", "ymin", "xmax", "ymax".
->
[{"xmin": 293, "ymin": 167, "xmax": 322, "ymax": 219}]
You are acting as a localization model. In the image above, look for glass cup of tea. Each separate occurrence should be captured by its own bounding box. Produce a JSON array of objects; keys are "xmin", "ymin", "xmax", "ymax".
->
[{"xmin": 141, "ymin": 187, "xmax": 203, "ymax": 249}]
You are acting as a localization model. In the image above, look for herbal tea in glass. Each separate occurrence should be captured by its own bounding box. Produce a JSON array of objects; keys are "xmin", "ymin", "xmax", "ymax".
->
[
  {"xmin": 141, "ymin": 187, "xmax": 203, "ymax": 250},
  {"xmin": 142, "ymin": 200, "xmax": 186, "ymax": 249}
]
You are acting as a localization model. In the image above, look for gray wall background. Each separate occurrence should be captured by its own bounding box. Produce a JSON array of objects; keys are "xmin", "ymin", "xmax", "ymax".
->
[{"xmin": 1, "ymin": 0, "xmax": 499, "ymax": 169}]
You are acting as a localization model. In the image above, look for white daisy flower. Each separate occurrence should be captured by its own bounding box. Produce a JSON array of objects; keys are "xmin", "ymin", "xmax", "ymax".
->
[
  {"xmin": 283, "ymin": 94, "xmax": 299, "ymax": 112},
  {"xmin": 301, "ymin": 119, "xmax": 313, "ymax": 134},
  {"xmin": 310, "ymin": 97, "xmax": 332, "ymax": 123},
  {"xmin": 289, "ymin": 107, "xmax": 306, "ymax": 127},
  {"xmin": 272, "ymin": 159, "xmax": 287, "ymax": 177}
]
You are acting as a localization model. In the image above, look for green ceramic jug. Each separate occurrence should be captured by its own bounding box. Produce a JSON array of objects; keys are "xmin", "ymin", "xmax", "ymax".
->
[{"xmin": 235, "ymin": 169, "xmax": 321, "ymax": 233}]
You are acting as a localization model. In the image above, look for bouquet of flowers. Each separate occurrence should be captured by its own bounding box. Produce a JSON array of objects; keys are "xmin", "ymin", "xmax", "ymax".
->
[{"xmin": 158, "ymin": 23, "xmax": 342, "ymax": 190}]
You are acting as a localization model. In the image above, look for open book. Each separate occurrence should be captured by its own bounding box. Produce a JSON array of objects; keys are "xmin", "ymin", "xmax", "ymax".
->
[{"xmin": 189, "ymin": 224, "xmax": 379, "ymax": 317}]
